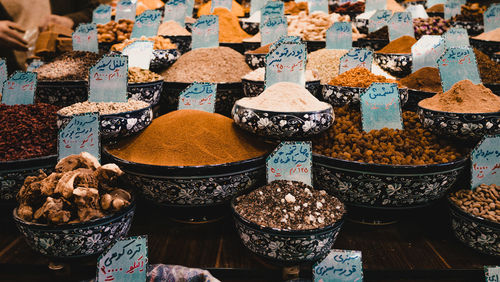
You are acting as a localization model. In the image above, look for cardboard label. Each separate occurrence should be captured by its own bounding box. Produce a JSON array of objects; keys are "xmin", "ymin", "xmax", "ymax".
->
[
  {"xmin": 266, "ymin": 141, "xmax": 312, "ymax": 186},
  {"xmin": 122, "ymin": 40, "xmax": 154, "ymax": 70},
  {"xmin": 365, "ymin": 0, "xmax": 386, "ymax": 12},
  {"xmin": 192, "ymin": 15, "xmax": 219, "ymax": 49},
  {"xmin": 368, "ymin": 10, "xmax": 392, "ymax": 33},
  {"xmin": 131, "ymin": 10, "xmax": 162, "ymax": 38},
  {"xmin": 260, "ymin": 16, "xmax": 287, "ymax": 46},
  {"xmin": 1, "ymin": 71, "xmax": 36, "ymax": 105},
  {"xmin": 89, "ymin": 55, "xmax": 128, "ymax": 103},
  {"xmin": 313, "ymin": 250, "xmax": 363, "ymax": 282},
  {"xmin": 269, "ymin": 36, "xmax": 302, "ymax": 53},
  {"xmin": 164, "ymin": 0, "xmax": 187, "ymax": 26},
  {"xmin": 261, "ymin": 1, "xmax": 284, "ymax": 24},
  {"xmin": 444, "ymin": 0, "xmax": 461, "ymax": 20},
  {"xmin": 484, "ymin": 4, "xmax": 500, "ymax": 33},
  {"xmin": 250, "ymin": 0, "xmax": 267, "ymax": 17},
  {"xmin": 72, "ymin": 23, "xmax": 99, "ymax": 53},
  {"xmin": 360, "ymin": 82, "xmax": 403, "ymax": 131},
  {"xmin": 186, "ymin": 0, "xmax": 194, "ymax": 17},
  {"xmin": 211, "ymin": 0, "xmax": 232, "ymax": 13},
  {"xmin": 438, "ymin": 47, "xmax": 481, "ymax": 92},
  {"xmin": 470, "ymin": 135, "xmax": 500, "ymax": 190},
  {"xmin": 427, "ymin": 0, "xmax": 446, "ymax": 8},
  {"xmin": 405, "ymin": 5, "xmax": 428, "ymax": 19},
  {"xmin": 116, "ymin": 0, "xmax": 137, "ymax": 21},
  {"xmin": 178, "ymin": 82, "xmax": 217, "ymax": 112},
  {"xmin": 308, "ymin": 0, "xmax": 329, "ymax": 14},
  {"xmin": 97, "ymin": 236, "xmax": 148, "ymax": 282},
  {"xmin": 326, "ymin": 22, "xmax": 352, "ymax": 50},
  {"xmin": 485, "ymin": 266, "xmax": 500, "ymax": 282},
  {"xmin": 443, "ymin": 27, "xmax": 469, "ymax": 47},
  {"xmin": 411, "ymin": 35, "xmax": 445, "ymax": 73},
  {"xmin": 27, "ymin": 59, "xmax": 44, "ymax": 72},
  {"xmin": 265, "ymin": 42, "xmax": 307, "ymax": 88},
  {"xmin": 0, "ymin": 58, "xmax": 8, "ymax": 92},
  {"xmin": 92, "ymin": 4, "xmax": 112, "ymax": 24},
  {"xmin": 388, "ymin": 12, "xmax": 414, "ymax": 41},
  {"xmin": 58, "ymin": 112, "xmax": 100, "ymax": 161},
  {"xmin": 339, "ymin": 48, "xmax": 373, "ymax": 74}
]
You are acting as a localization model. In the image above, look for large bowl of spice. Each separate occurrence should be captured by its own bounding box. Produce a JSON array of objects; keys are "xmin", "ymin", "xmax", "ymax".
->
[
  {"xmin": 470, "ymin": 37, "xmax": 500, "ymax": 57},
  {"xmin": 127, "ymin": 67, "xmax": 164, "ymax": 106},
  {"xmin": 373, "ymin": 36, "xmax": 417, "ymax": 78},
  {"xmin": 244, "ymin": 43, "xmax": 270, "ymax": 69},
  {"xmin": 13, "ymin": 153, "xmax": 135, "ymax": 258},
  {"xmin": 239, "ymin": 20, "xmax": 259, "ymax": 35},
  {"xmin": 399, "ymin": 67, "xmax": 442, "ymax": 110},
  {"xmin": 356, "ymin": 26, "xmax": 389, "ymax": 51},
  {"xmin": 158, "ymin": 20, "xmax": 192, "ymax": 54},
  {"xmin": 232, "ymin": 180, "xmax": 346, "ymax": 263}
]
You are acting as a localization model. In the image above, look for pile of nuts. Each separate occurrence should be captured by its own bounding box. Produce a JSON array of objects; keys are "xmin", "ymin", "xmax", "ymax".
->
[
  {"xmin": 450, "ymin": 184, "xmax": 499, "ymax": 223},
  {"xmin": 97, "ymin": 19, "xmax": 134, "ymax": 43},
  {"xmin": 333, "ymin": 2, "xmax": 364, "ymax": 13},
  {"xmin": 287, "ymin": 11, "xmax": 351, "ymax": 41},
  {"xmin": 36, "ymin": 51, "xmax": 101, "ymax": 80},
  {"xmin": 452, "ymin": 3, "xmax": 487, "ymax": 23},
  {"xmin": 413, "ymin": 17, "xmax": 450, "ymax": 39},
  {"xmin": 111, "ymin": 36, "xmax": 177, "ymax": 51},
  {"xmin": 129, "ymin": 67, "xmax": 163, "ymax": 83},
  {"xmin": 58, "ymin": 99, "xmax": 150, "ymax": 116}
]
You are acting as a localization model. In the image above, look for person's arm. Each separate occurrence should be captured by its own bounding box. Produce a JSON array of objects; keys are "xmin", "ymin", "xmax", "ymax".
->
[{"xmin": 0, "ymin": 21, "xmax": 27, "ymax": 51}]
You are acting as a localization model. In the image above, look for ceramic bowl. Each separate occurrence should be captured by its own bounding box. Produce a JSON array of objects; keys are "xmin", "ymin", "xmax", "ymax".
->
[
  {"xmin": 243, "ymin": 41, "xmax": 260, "ymax": 53},
  {"xmin": 231, "ymin": 198, "xmax": 344, "ymax": 263},
  {"xmin": 220, "ymin": 42, "xmax": 245, "ymax": 54},
  {"xmin": 426, "ymin": 12, "xmax": 444, "ymax": 18},
  {"xmin": 239, "ymin": 20, "xmax": 259, "ymax": 35},
  {"xmin": 452, "ymin": 20, "xmax": 483, "ymax": 36},
  {"xmin": 161, "ymin": 35, "xmax": 192, "ymax": 54},
  {"xmin": 470, "ymin": 38, "xmax": 500, "ymax": 57},
  {"xmin": 245, "ymin": 52, "xmax": 266, "ymax": 69},
  {"xmin": 448, "ymin": 198, "xmax": 499, "ymax": 257},
  {"xmin": 242, "ymin": 79, "xmax": 322, "ymax": 99},
  {"xmin": 417, "ymin": 106, "xmax": 500, "ymax": 139},
  {"xmin": 149, "ymin": 49, "xmax": 180, "ymax": 71},
  {"xmin": 322, "ymin": 84, "xmax": 409, "ymax": 107},
  {"xmin": 356, "ymin": 38, "xmax": 389, "ymax": 51},
  {"xmin": 485, "ymin": 83, "xmax": 500, "ymax": 96},
  {"xmin": 306, "ymin": 41, "xmax": 325, "ymax": 53},
  {"xmin": 354, "ymin": 18, "xmax": 368, "ymax": 34},
  {"xmin": 35, "ymin": 80, "xmax": 88, "ymax": 107},
  {"xmin": 404, "ymin": 89, "xmax": 437, "ymax": 111},
  {"xmin": 374, "ymin": 53, "xmax": 412, "ymax": 78},
  {"xmin": 13, "ymin": 202, "xmax": 135, "ymax": 258},
  {"xmin": 127, "ymin": 80, "xmax": 163, "ymax": 106},
  {"xmin": 232, "ymin": 103, "xmax": 334, "ymax": 139}
]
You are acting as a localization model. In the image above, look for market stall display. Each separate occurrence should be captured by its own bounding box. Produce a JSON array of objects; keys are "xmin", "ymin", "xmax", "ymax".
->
[{"xmin": 374, "ymin": 36, "xmax": 417, "ymax": 77}]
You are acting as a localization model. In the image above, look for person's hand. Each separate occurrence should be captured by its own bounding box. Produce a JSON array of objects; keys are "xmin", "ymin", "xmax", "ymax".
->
[
  {"xmin": 48, "ymin": 15, "xmax": 74, "ymax": 29},
  {"xmin": 0, "ymin": 21, "xmax": 27, "ymax": 51}
]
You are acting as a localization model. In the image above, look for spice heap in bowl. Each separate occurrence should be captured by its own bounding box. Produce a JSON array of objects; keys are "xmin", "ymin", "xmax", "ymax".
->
[
  {"xmin": 158, "ymin": 21, "xmax": 192, "ymax": 54},
  {"xmin": 471, "ymin": 31, "xmax": 500, "ymax": 62},
  {"xmin": 127, "ymin": 67, "xmax": 164, "ymax": 106},
  {"xmin": 374, "ymin": 36, "xmax": 417, "ymax": 77},
  {"xmin": 399, "ymin": 67, "xmax": 442, "ymax": 110},
  {"xmin": 307, "ymin": 49, "xmax": 349, "ymax": 84},
  {"xmin": 451, "ymin": 3, "xmax": 486, "ymax": 36},
  {"xmin": 474, "ymin": 49, "xmax": 500, "ymax": 93}
]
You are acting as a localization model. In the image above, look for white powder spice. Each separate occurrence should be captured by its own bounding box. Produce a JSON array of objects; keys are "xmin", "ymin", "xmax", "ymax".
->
[
  {"xmin": 58, "ymin": 99, "xmax": 149, "ymax": 116},
  {"xmin": 307, "ymin": 49, "xmax": 349, "ymax": 83},
  {"xmin": 243, "ymin": 67, "xmax": 319, "ymax": 81}
]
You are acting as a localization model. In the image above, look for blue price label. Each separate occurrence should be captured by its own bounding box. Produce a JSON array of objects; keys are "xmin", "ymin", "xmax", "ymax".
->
[
  {"xmin": 250, "ymin": 0, "xmax": 267, "ymax": 17},
  {"xmin": 261, "ymin": 1, "xmax": 284, "ymax": 24},
  {"xmin": 339, "ymin": 48, "xmax": 373, "ymax": 74},
  {"xmin": 72, "ymin": 23, "xmax": 99, "ymax": 53},
  {"xmin": 0, "ymin": 58, "xmax": 7, "ymax": 93},
  {"xmin": 122, "ymin": 40, "xmax": 154, "ymax": 70},
  {"xmin": 266, "ymin": 141, "xmax": 312, "ymax": 186},
  {"xmin": 116, "ymin": 0, "xmax": 137, "ymax": 21},
  {"xmin": 366, "ymin": 0, "xmax": 386, "ymax": 12},
  {"xmin": 27, "ymin": 59, "xmax": 44, "ymax": 72},
  {"xmin": 470, "ymin": 135, "xmax": 500, "ymax": 190},
  {"xmin": 326, "ymin": 22, "xmax": 352, "ymax": 50},
  {"xmin": 178, "ymin": 82, "xmax": 217, "ymax": 112},
  {"xmin": 484, "ymin": 4, "xmax": 500, "ymax": 33},
  {"xmin": 211, "ymin": 0, "xmax": 232, "ymax": 12},
  {"xmin": 405, "ymin": 5, "xmax": 428, "ymax": 19},
  {"xmin": 92, "ymin": 4, "xmax": 112, "ymax": 24},
  {"xmin": 164, "ymin": 0, "xmax": 187, "ymax": 26},
  {"xmin": 360, "ymin": 82, "xmax": 403, "ymax": 131},
  {"xmin": 269, "ymin": 35, "xmax": 302, "ymax": 53},
  {"xmin": 58, "ymin": 112, "xmax": 100, "ymax": 162},
  {"xmin": 308, "ymin": 0, "xmax": 329, "ymax": 14},
  {"xmin": 438, "ymin": 47, "xmax": 480, "ymax": 92},
  {"xmin": 97, "ymin": 236, "xmax": 148, "ymax": 282},
  {"xmin": 427, "ymin": 0, "xmax": 446, "ymax": 8},
  {"xmin": 1, "ymin": 71, "xmax": 36, "ymax": 105},
  {"xmin": 444, "ymin": 0, "xmax": 461, "ymax": 20},
  {"xmin": 443, "ymin": 27, "xmax": 469, "ymax": 47},
  {"xmin": 265, "ymin": 42, "xmax": 307, "ymax": 88},
  {"xmin": 313, "ymin": 249, "xmax": 363, "ymax": 282},
  {"xmin": 411, "ymin": 35, "xmax": 445, "ymax": 73},
  {"xmin": 260, "ymin": 16, "xmax": 287, "ymax": 46},
  {"xmin": 186, "ymin": 0, "xmax": 194, "ymax": 17},
  {"xmin": 485, "ymin": 266, "xmax": 500, "ymax": 282},
  {"xmin": 388, "ymin": 12, "xmax": 414, "ymax": 41},
  {"xmin": 131, "ymin": 10, "xmax": 162, "ymax": 38},
  {"xmin": 368, "ymin": 10, "xmax": 392, "ymax": 33},
  {"xmin": 89, "ymin": 55, "xmax": 128, "ymax": 103},
  {"xmin": 192, "ymin": 15, "xmax": 219, "ymax": 49}
]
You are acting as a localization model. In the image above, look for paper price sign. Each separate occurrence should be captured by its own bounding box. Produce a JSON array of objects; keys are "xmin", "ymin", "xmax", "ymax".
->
[
  {"xmin": 266, "ymin": 141, "xmax": 312, "ymax": 186},
  {"xmin": 339, "ymin": 48, "xmax": 373, "ymax": 74},
  {"xmin": 366, "ymin": 0, "xmax": 386, "ymax": 12},
  {"xmin": 89, "ymin": 55, "xmax": 128, "ymax": 103},
  {"xmin": 314, "ymin": 250, "xmax": 363, "ymax": 282},
  {"xmin": 444, "ymin": 0, "xmax": 461, "ymax": 20},
  {"xmin": 443, "ymin": 27, "xmax": 469, "ymax": 47},
  {"xmin": 360, "ymin": 82, "xmax": 403, "ymax": 132},
  {"xmin": 368, "ymin": 10, "xmax": 392, "ymax": 33},
  {"xmin": 250, "ymin": 0, "xmax": 267, "ymax": 17},
  {"xmin": 265, "ymin": 42, "xmax": 307, "ymax": 88},
  {"xmin": 122, "ymin": 40, "xmax": 154, "ymax": 70},
  {"xmin": 72, "ymin": 23, "xmax": 99, "ymax": 53},
  {"xmin": 388, "ymin": 12, "xmax": 414, "ymax": 41},
  {"xmin": 261, "ymin": 1, "xmax": 284, "ymax": 23},
  {"xmin": 131, "ymin": 10, "xmax": 162, "ymax": 38},
  {"xmin": 406, "ymin": 5, "xmax": 428, "ymax": 20},
  {"xmin": 326, "ymin": 22, "xmax": 352, "ymax": 50},
  {"xmin": 192, "ymin": 15, "xmax": 219, "ymax": 49},
  {"xmin": 97, "ymin": 236, "xmax": 148, "ymax": 282},
  {"xmin": 27, "ymin": 59, "xmax": 44, "ymax": 72},
  {"xmin": 308, "ymin": 0, "xmax": 328, "ymax": 14},
  {"xmin": 260, "ymin": 16, "xmax": 287, "ymax": 46},
  {"xmin": 470, "ymin": 135, "xmax": 500, "ymax": 190},
  {"xmin": 438, "ymin": 47, "xmax": 480, "ymax": 92},
  {"xmin": 412, "ymin": 35, "xmax": 445, "ymax": 72},
  {"xmin": 211, "ymin": 0, "xmax": 232, "ymax": 13},
  {"xmin": 186, "ymin": 0, "xmax": 194, "ymax": 17},
  {"xmin": 0, "ymin": 58, "xmax": 7, "ymax": 93},
  {"xmin": 485, "ymin": 266, "xmax": 500, "ymax": 282},
  {"xmin": 116, "ymin": 0, "xmax": 137, "ymax": 21},
  {"xmin": 2, "ymin": 71, "xmax": 36, "ymax": 105},
  {"xmin": 178, "ymin": 82, "xmax": 217, "ymax": 112},
  {"xmin": 58, "ymin": 112, "xmax": 100, "ymax": 161},
  {"xmin": 164, "ymin": 0, "xmax": 187, "ymax": 26},
  {"xmin": 92, "ymin": 4, "xmax": 112, "ymax": 24},
  {"xmin": 269, "ymin": 36, "xmax": 302, "ymax": 53},
  {"xmin": 484, "ymin": 4, "xmax": 500, "ymax": 33}
]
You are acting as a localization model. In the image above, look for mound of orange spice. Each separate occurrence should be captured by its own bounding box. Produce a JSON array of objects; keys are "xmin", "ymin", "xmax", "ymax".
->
[{"xmin": 328, "ymin": 67, "xmax": 399, "ymax": 88}]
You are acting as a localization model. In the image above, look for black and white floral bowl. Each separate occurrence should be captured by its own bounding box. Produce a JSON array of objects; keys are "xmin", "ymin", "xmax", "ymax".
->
[
  {"xmin": 231, "ymin": 197, "xmax": 344, "ymax": 263},
  {"xmin": 374, "ymin": 53, "xmax": 412, "ymax": 78},
  {"xmin": 35, "ymin": 80, "xmax": 88, "ymax": 107},
  {"xmin": 161, "ymin": 35, "xmax": 192, "ymax": 54},
  {"xmin": 0, "ymin": 155, "xmax": 57, "ymax": 202},
  {"xmin": 128, "ymin": 79, "xmax": 163, "ymax": 106},
  {"xmin": 448, "ymin": 198, "xmax": 499, "ymax": 257},
  {"xmin": 306, "ymin": 41, "xmax": 326, "ymax": 53},
  {"xmin": 149, "ymin": 49, "xmax": 180, "ymax": 71},
  {"xmin": 356, "ymin": 38, "xmax": 389, "ymax": 51},
  {"xmin": 470, "ymin": 38, "xmax": 500, "ymax": 57},
  {"xmin": 242, "ymin": 79, "xmax": 322, "ymax": 99},
  {"xmin": 322, "ymin": 84, "xmax": 409, "ymax": 107},
  {"xmin": 452, "ymin": 20, "xmax": 484, "ymax": 36},
  {"xmin": 354, "ymin": 18, "xmax": 368, "ymax": 34},
  {"xmin": 239, "ymin": 20, "xmax": 259, "ymax": 35},
  {"xmin": 245, "ymin": 52, "xmax": 266, "ymax": 69},
  {"xmin": 13, "ymin": 201, "xmax": 135, "ymax": 258},
  {"xmin": 417, "ymin": 106, "xmax": 500, "ymax": 139},
  {"xmin": 404, "ymin": 89, "xmax": 436, "ymax": 111}
]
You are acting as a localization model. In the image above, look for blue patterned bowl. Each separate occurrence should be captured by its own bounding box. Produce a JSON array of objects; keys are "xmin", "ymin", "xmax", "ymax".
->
[
  {"xmin": 231, "ymin": 198, "xmax": 344, "ymax": 263},
  {"xmin": 35, "ymin": 80, "xmax": 88, "ymax": 107},
  {"xmin": 13, "ymin": 201, "xmax": 135, "ymax": 259},
  {"xmin": 417, "ymin": 106, "xmax": 500, "ymax": 139},
  {"xmin": 452, "ymin": 20, "xmax": 483, "ymax": 36},
  {"xmin": 322, "ymin": 84, "xmax": 409, "ymax": 107},
  {"xmin": 161, "ymin": 35, "xmax": 192, "ymax": 54},
  {"xmin": 448, "ymin": 198, "xmax": 500, "ymax": 257},
  {"xmin": 374, "ymin": 53, "xmax": 413, "ymax": 78},
  {"xmin": 128, "ymin": 80, "xmax": 163, "ymax": 106},
  {"xmin": 245, "ymin": 52, "xmax": 266, "ymax": 69},
  {"xmin": 149, "ymin": 49, "xmax": 180, "ymax": 71},
  {"xmin": 356, "ymin": 38, "xmax": 389, "ymax": 51},
  {"xmin": 239, "ymin": 20, "xmax": 259, "ymax": 35},
  {"xmin": 242, "ymin": 79, "xmax": 322, "ymax": 99},
  {"xmin": 404, "ymin": 89, "xmax": 436, "ymax": 111},
  {"xmin": 470, "ymin": 38, "xmax": 500, "ymax": 57},
  {"xmin": 232, "ymin": 103, "xmax": 334, "ymax": 140}
]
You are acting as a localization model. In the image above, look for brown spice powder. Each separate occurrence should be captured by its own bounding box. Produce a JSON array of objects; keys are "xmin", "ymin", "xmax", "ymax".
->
[
  {"xmin": 377, "ymin": 35, "xmax": 417, "ymax": 54},
  {"xmin": 399, "ymin": 67, "xmax": 442, "ymax": 92},
  {"xmin": 328, "ymin": 67, "xmax": 398, "ymax": 88}
]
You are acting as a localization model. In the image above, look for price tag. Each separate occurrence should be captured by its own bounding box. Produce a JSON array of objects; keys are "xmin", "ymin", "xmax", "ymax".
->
[
  {"xmin": 339, "ymin": 48, "xmax": 373, "ymax": 74},
  {"xmin": 186, "ymin": 0, "xmax": 194, "ymax": 17},
  {"xmin": 164, "ymin": 0, "xmax": 187, "ymax": 26},
  {"xmin": 444, "ymin": 0, "xmax": 461, "ymax": 20},
  {"xmin": 438, "ymin": 47, "xmax": 480, "ymax": 92},
  {"xmin": 411, "ymin": 35, "xmax": 445, "ymax": 72},
  {"xmin": 89, "ymin": 55, "xmax": 128, "ymax": 103},
  {"xmin": 1, "ymin": 71, "xmax": 36, "ymax": 105},
  {"xmin": 97, "ymin": 236, "xmax": 148, "ymax": 282},
  {"xmin": 484, "ymin": 4, "xmax": 500, "ymax": 33},
  {"xmin": 427, "ymin": 0, "xmax": 446, "ymax": 8},
  {"xmin": 92, "ymin": 4, "xmax": 112, "ymax": 24},
  {"xmin": 261, "ymin": 1, "xmax": 284, "ymax": 24},
  {"xmin": 211, "ymin": 0, "xmax": 232, "ymax": 13},
  {"xmin": 360, "ymin": 82, "xmax": 403, "ymax": 131},
  {"xmin": 72, "ymin": 23, "xmax": 99, "ymax": 53},
  {"xmin": 313, "ymin": 250, "xmax": 363, "ymax": 282},
  {"xmin": 266, "ymin": 141, "xmax": 312, "ymax": 185},
  {"xmin": 265, "ymin": 42, "xmax": 307, "ymax": 88},
  {"xmin": 308, "ymin": 0, "xmax": 329, "ymax": 14},
  {"xmin": 470, "ymin": 135, "xmax": 500, "ymax": 190},
  {"xmin": 27, "ymin": 59, "xmax": 44, "ymax": 72},
  {"xmin": 443, "ymin": 27, "xmax": 469, "ymax": 47},
  {"xmin": 122, "ymin": 40, "xmax": 154, "ymax": 70},
  {"xmin": 116, "ymin": 0, "xmax": 137, "ymax": 21},
  {"xmin": 250, "ymin": 0, "xmax": 267, "ymax": 17},
  {"xmin": 260, "ymin": 16, "xmax": 287, "ymax": 46},
  {"xmin": 269, "ymin": 36, "xmax": 302, "ymax": 52},
  {"xmin": 131, "ymin": 10, "xmax": 162, "ymax": 38},
  {"xmin": 192, "ymin": 15, "xmax": 219, "ymax": 49},
  {"xmin": 326, "ymin": 22, "xmax": 352, "ymax": 50},
  {"xmin": 58, "ymin": 112, "xmax": 100, "ymax": 162},
  {"xmin": 368, "ymin": 10, "xmax": 392, "ymax": 33},
  {"xmin": 366, "ymin": 0, "xmax": 386, "ymax": 12},
  {"xmin": 0, "ymin": 58, "xmax": 7, "ymax": 93},
  {"xmin": 405, "ymin": 5, "xmax": 428, "ymax": 20},
  {"xmin": 388, "ymin": 12, "xmax": 414, "ymax": 41},
  {"xmin": 485, "ymin": 266, "xmax": 500, "ymax": 282},
  {"xmin": 178, "ymin": 82, "xmax": 216, "ymax": 112}
]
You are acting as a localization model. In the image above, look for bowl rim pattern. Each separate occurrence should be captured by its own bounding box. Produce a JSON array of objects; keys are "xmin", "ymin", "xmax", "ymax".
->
[
  {"xmin": 0, "ymin": 154, "xmax": 58, "ymax": 170},
  {"xmin": 447, "ymin": 197, "xmax": 500, "ymax": 229},
  {"xmin": 233, "ymin": 99, "xmax": 332, "ymax": 115}
]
